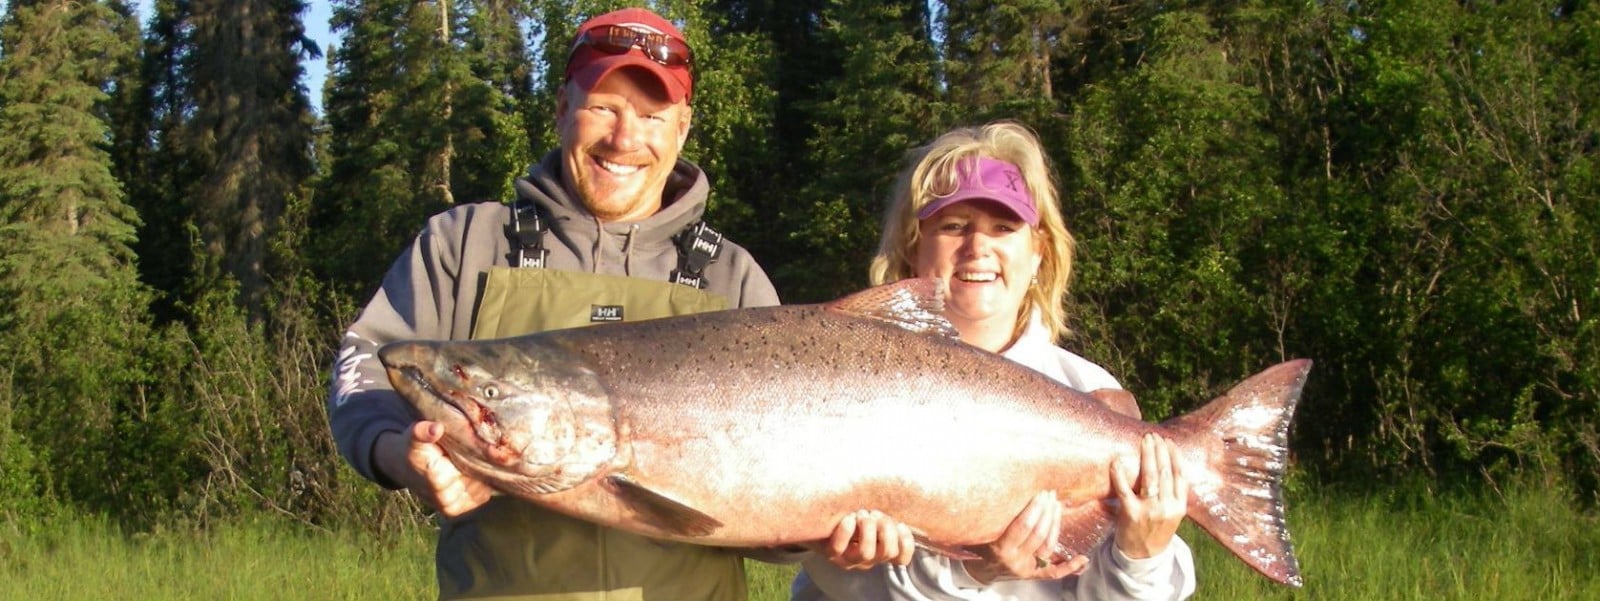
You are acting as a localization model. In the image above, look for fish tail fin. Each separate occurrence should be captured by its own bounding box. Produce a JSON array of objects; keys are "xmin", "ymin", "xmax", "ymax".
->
[{"xmin": 1162, "ymin": 359, "xmax": 1311, "ymax": 587}]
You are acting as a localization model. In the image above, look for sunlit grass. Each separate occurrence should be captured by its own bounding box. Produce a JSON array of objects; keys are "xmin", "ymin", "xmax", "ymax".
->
[
  {"xmin": 748, "ymin": 559, "xmax": 799, "ymax": 601},
  {"xmin": 0, "ymin": 515, "xmax": 433, "ymax": 601},
  {"xmin": 1169, "ymin": 481, "xmax": 1600, "ymax": 600},
  {"xmin": 5, "ymin": 482, "xmax": 1597, "ymax": 600},
  {"xmin": 748, "ymin": 482, "xmax": 1600, "ymax": 601}
]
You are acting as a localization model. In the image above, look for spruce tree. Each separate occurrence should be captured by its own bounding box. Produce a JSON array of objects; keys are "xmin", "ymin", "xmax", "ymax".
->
[
  {"xmin": 695, "ymin": 0, "xmax": 830, "ymax": 276},
  {"xmin": 179, "ymin": 0, "xmax": 318, "ymax": 315},
  {"xmin": 313, "ymin": 0, "xmax": 529, "ymax": 297},
  {"xmin": 123, "ymin": 0, "xmax": 202, "ymax": 321},
  {"xmin": 455, "ymin": 0, "xmax": 536, "ymax": 203},
  {"xmin": 783, "ymin": 0, "xmax": 944, "ymax": 301},
  {"xmin": 0, "ymin": 0, "xmax": 153, "ymax": 512},
  {"xmin": 941, "ymin": 0, "xmax": 1067, "ymax": 118}
]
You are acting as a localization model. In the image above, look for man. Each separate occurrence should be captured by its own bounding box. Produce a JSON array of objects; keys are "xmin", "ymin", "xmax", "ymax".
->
[{"xmin": 327, "ymin": 8, "xmax": 821, "ymax": 600}]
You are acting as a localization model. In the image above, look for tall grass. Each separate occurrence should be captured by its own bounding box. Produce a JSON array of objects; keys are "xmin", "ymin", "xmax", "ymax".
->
[
  {"xmin": 5, "ymin": 482, "xmax": 1597, "ymax": 600},
  {"xmin": 1173, "ymin": 480, "xmax": 1600, "ymax": 600},
  {"xmin": 746, "ymin": 481, "xmax": 1600, "ymax": 601},
  {"xmin": 0, "ymin": 515, "xmax": 433, "ymax": 600}
]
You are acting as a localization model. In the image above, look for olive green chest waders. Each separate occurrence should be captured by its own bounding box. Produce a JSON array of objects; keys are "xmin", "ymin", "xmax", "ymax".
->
[{"xmin": 436, "ymin": 238, "xmax": 741, "ymax": 600}]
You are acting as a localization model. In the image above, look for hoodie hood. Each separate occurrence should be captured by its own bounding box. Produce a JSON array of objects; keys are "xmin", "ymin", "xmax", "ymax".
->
[
  {"xmin": 515, "ymin": 150, "xmax": 709, "ymax": 245},
  {"xmin": 512, "ymin": 150, "xmax": 711, "ymax": 276}
]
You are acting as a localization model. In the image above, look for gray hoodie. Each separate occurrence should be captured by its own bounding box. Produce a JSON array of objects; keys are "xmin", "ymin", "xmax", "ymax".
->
[{"xmin": 327, "ymin": 151, "xmax": 780, "ymax": 487}]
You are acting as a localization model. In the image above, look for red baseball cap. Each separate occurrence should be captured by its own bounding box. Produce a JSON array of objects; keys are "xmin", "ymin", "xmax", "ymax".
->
[
  {"xmin": 564, "ymin": 8, "xmax": 694, "ymax": 103},
  {"xmin": 917, "ymin": 157, "xmax": 1039, "ymax": 226}
]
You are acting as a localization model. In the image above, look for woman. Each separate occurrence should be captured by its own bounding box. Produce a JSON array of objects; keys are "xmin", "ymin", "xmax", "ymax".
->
[{"xmin": 792, "ymin": 122, "xmax": 1197, "ymax": 601}]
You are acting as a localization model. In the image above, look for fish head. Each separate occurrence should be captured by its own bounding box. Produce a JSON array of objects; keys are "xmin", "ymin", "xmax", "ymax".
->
[{"xmin": 379, "ymin": 339, "xmax": 618, "ymax": 493}]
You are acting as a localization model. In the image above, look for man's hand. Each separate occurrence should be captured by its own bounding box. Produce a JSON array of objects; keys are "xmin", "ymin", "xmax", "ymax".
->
[{"xmin": 374, "ymin": 421, "xmax": 495, "ymax": 517}]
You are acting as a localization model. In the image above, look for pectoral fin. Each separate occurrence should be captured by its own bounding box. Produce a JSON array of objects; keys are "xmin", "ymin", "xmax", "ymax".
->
[
  {"xmin": 1052, "ymin": 500, "xmax": 1115, "ymax": 561},
  {"xmin": 605, "ymin": 473, "xmax": 724, "ymax": 537}
]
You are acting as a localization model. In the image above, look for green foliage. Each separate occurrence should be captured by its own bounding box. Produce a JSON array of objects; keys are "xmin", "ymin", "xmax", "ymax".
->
[
  {"xmin": 0, "ymin": 226, "xmax": 190, "ymax": 523},
  {"xmin": 1305, "ymin": 0, "xmax": 1600, "ymax": 484},
  {"xmin": 780, "ymin": 0, "xmax": 947, "ymax": 301},
  {"xmin": 176, "ymin": 281, "xmax": 317, "ymax": 521},
  {"xmin": 0, "ymin": 0, "xmax": 161, "ymax": 519},
  {"xmin": 0, "ymin": 383, "xmax": 46, "ymax": 520},
  {"xmin": 125, "ymin": 0, "xmax": 206, "ymax": 322},
  {"xmin": 0, "ymin": 0, "xmax": 140, "ymax": 255},
  {"xmin": 3, "ymin": 0, "xmax": 1598, "ymax": 533},
  {"xmin": 1049, "ymin": 0, "xmax": 1600, "ymax": 494},
  {"xmin": 177, "ymin": 0, "xmax": 319, "ymax": 314},
  {"xmin": 1065, "ymin": 9, "xmax": 1287, "ymax": 419},
  {"xmin": 677, "ymin": 6, "xmax": 780, "ymax": 236},
  {"xmin": 942, "ymin": 0, "xmax": 1067, "ymax": 113},
  {"xmin": 313, "ymin": 0, "xmax": 532, "ymax": 299}
]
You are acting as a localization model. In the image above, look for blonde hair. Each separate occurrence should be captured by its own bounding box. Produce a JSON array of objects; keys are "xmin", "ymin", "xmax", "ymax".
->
[{"xmin": 869, "ymin": 121, "xmax": 1076, "ymax": 343}]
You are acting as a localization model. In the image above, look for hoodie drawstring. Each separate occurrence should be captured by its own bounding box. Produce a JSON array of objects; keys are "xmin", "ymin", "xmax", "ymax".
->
[{"xmin": 621, "ymin": 223, "xmax": 639, "ymax": 275}]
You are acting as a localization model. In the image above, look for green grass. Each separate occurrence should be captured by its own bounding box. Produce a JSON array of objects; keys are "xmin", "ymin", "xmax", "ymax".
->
[
  {"xmin": 5, "ymin": 483, "xmax": 1598, "ymax": 600},
  {"xmin": 747, "ymin": 560, "xmax": 799, "ymax": 600},
  {"xmin": 1172, "ymin": 482, "xmax": 1600, "ymax": 600},
  {"xmin": 744, "ymin": 483, "xmax": 1600, "ymax": 601},
  {"xmin": 0, "ymin": 515, "xmax": 434, "ymax": 600}
]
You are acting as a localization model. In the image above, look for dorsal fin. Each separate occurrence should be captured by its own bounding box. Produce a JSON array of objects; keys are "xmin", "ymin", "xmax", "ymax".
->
[{"xmin": 824, "ymin": 278, "xmax": 960, "ymax": 339}]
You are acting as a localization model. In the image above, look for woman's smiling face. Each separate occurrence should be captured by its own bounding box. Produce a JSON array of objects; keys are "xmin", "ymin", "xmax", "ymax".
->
[{"xmin": 914, "ymin": 200, "xmax": 1042, "ymax": 340}]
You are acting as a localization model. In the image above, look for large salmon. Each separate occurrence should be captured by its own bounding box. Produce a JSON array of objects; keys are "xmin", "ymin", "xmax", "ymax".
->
[{"xmin": 380, "ymin": 278, "xmax": 1309, "ymax": 586}]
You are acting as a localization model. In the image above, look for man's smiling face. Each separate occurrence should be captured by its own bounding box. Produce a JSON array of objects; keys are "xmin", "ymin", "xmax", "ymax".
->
[{"xmin": 557, "ymin": 67, "xmax": 692, "ymax": 223}]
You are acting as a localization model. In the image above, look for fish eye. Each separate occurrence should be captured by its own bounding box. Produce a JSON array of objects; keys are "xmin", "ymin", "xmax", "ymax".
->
[{"xmin": 482, "ymin": 385, "xmax": 499, "ymax": 399}]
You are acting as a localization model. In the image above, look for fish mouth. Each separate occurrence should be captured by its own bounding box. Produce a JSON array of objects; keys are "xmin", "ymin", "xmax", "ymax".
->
[
  {"xmin": 394, "ymin": 364, "xmax": 472, "ymax": 423},
  {"xmin": 394, "ymin": 363, "xmax": 512, "ymax": 455}
]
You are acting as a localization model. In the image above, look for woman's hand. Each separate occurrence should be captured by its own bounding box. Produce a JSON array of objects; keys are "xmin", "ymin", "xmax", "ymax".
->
[
  {"xmin": 1109, "ymin": 433, "xmax": 1188, "ymax": 558},
  {"xmin": 811, "ymin": 509, "xmax": 918, "ymax": 570},
  {"xmin": 375, "ymin": 421, "xmax": 495, "ymax": 518},
  {"xmin": 962, "ymin": 491, "xmax": 1089, "ymax": 584}
]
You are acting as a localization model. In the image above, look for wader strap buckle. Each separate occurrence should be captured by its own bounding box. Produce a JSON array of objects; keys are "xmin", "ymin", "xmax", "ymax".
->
[
  {"xmin": 506, "ymin": 200, "xmax": 549, "ymax": 269},
  {"xmin": 670, "ymin": 221, "xmax": 722, "ymax": 289}
]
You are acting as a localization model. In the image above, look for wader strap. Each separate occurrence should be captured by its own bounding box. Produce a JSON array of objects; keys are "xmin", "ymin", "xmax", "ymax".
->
[
  {"xmin": 505, "ymin": 200, "xmax": 724, "ymax": 290},
  {"xmin": 669, "ymin": 221, "xmax": 723, "ymax": 290},
  {"xmin": 506, "ymin": 200, "xmax": 549, "ymax": 269}
]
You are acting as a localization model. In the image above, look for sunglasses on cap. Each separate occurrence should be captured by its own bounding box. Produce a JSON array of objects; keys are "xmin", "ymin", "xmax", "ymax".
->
[{"xmin": 573, "ymin": 25, "xmax": 693, "ymax": 68}]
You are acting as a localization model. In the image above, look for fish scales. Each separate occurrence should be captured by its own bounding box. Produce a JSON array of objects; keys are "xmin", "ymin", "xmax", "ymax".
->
[
  {"xmin": 381, "ymin": 278, "xmax": 1309, "ymax": 586},
  {"xmin": 543, "ymin": 304, "xmax": 1136, "ymax": 534}
]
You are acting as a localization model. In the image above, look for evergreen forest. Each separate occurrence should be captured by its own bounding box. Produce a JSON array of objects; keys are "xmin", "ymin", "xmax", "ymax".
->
[{"xmin": 0, "ymin": 0, "xmax": 1597, "ymax": 534}]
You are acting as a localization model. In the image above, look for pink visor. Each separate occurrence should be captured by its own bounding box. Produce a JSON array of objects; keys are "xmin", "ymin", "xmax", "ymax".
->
[{"xmin": 916, "ymin": 157, "xmax": 1038, "ymax": 226}]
